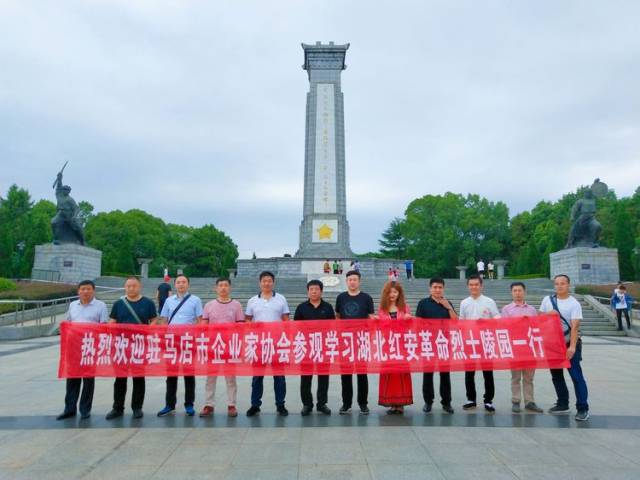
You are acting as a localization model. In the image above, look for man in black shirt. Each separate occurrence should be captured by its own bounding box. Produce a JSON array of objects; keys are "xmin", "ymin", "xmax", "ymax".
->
[
  {"xmin": 335, "ymin": 270, "xmax": 375, "ymax": 415},
  {"xmin": 294, "ymin": 279, "xmax": 335, "ymax": 416},
  {"xmin": 415, "ymin": 277, "xmax": 457, "ymax": 414},
  {"xmin": 106, "ymin": 276, "xmax": 158, "ymax": 420},
  {"xmin": 156, "ymin": 277, "xmax": 172, "ymax": 314}
]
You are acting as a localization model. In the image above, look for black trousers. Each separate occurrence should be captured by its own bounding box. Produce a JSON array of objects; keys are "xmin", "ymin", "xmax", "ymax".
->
[
  {"xmin": 465, "ymin": 370, "xmax": 494, "ymax": 403},
  {"xmin": 64, "ymin": 377, "xmax": 95, "ymax": 416},
  {"xmin": 165, "ymin": 376, "xmax": 195, "ymax": 408},
  {"xmin": 422, "ymin": 372, "xmax": 452, "ymax": 405},
  {"xmin": 301, "ymin": 375, "xmax": 329, "ymax": 407},
  {"xmin": 616, "ymin": 309, "xmax": 631, "ymax": 330},
  {"xmin": 341, "ymin": 374, "xmax": 368, "ymax": 408},
  {"xmin": 113, "ymin": 377, "xmax": 145, "ymax": 411}
]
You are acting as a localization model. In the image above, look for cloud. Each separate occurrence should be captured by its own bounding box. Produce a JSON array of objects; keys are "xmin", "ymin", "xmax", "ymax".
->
[{"xmin": 1, "ymin": 0, "xmax": 639, "ymax": 258}]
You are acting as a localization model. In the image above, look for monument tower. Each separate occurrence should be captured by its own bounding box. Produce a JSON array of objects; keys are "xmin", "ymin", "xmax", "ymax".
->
[{"xmin": 295, "ymin": 42, "xmax": 354, "ymax": 258}]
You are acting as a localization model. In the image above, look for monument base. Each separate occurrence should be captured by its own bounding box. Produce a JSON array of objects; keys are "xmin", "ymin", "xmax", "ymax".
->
[
  {"xmin": 32, "ymin": 244, "xmax": 102, "ymax": 284},
  {"xmin": 237, "ymin": 257, "xmax": 406, "ymax": 279},
  {"xmin": 550, "ymin": 247, "xmax": 619, "ymax": 285}
]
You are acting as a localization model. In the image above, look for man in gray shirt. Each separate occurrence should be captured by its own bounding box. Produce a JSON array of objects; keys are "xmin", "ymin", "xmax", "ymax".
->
[{"xmin": 57, "ymin": 280, "xmax": 108, "ymax": 420}]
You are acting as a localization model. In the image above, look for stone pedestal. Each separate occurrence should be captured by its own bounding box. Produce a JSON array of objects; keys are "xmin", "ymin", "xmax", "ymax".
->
[
  {"xmin": 237, "ymin": 257, "xmax": 406, "ymax": 278},
  {"xmin": 32, "ymin": 244, "xmax": 102, "ymax": 284},
  {"xmin": 456, "ymin": 266, "xmax": 467, "ymax": 280},
  {"xmin": 550, "ymin": 247, "xmax": 619, "ymax": 285},
  {"xmin": 137, "ymin": 258, "xmax": 153, "ymax": 279},
  {"xmin": 493, "ymin": 259, "xmax": 508, "ymax": 280}
]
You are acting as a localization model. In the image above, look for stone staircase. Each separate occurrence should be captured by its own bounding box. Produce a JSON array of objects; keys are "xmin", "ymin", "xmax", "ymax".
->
[{"xmin": 95, "ymin": 276, "xmax": 624, "ymax": 337}]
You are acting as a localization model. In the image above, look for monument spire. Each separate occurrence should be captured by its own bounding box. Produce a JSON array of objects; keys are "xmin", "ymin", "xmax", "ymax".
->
[{"xmin": 295, "ymin": 41, "xmax": 354, "ymax": 258}]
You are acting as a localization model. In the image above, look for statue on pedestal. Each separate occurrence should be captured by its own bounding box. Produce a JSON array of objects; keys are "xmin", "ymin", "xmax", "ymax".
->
[
  {"xmin": 565, "ymin": 179, "xmax": 608, "ymax": 248},
  {"xmin": 51, "ymin": 162, "xmax": 85, "ymax": 245}
]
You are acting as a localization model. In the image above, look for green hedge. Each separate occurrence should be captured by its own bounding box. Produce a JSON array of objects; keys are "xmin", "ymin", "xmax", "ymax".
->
[
  {"xmin": 504, "ymin": 273, "xmax": 545, "ymax": 280},
  {"xmin": 0, "ymin": 278, "xmax": 17, "ymax": 293}
]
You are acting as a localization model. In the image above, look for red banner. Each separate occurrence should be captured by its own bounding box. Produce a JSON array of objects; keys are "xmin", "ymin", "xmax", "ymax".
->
[{"xmin": 58, "ymin": 315, "xmax": 569, "ymax": 378}]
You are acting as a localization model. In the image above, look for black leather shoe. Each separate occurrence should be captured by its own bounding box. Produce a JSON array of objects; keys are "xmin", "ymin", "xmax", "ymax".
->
[
  {"xmin": 56, "ymin": 411, "xmax": 76, "ymax": 421},
  {"xmin": 132, "ymin": 409, "xmax": 144, "ymax": 419},
  {"xmin": 301, "ymin": 405, "xmax": 313, "ymax": 416},
  {"xmin": 422, "ymin": 403, "xmax": 433, "ymax": 414},
  {"xmin": 246, "ymin": 406, "xmax": 261, "ymax": 417},
  {"xmin": 80, "ymin": 412, "xmax": 91, "ymax": 420},
  {"xmin": 442, "ymin": 403, "xmax": 454, "ymax": 414},
  {"xmin": 277, "ymin": 405, "xmax": 289, "ymax": 416},
  {"xmin": 316, "ymin": 404, "xmax": 331, "ymax": 415},
  {"xmin": 105, "ymin": 409, "xmax": 123, "ymax": 420}
]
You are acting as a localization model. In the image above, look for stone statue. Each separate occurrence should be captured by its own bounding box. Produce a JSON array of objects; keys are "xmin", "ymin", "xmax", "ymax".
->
[
  {"xmin": 565, "ymin": 179, "xmax": 608, "ymax": 248},
  {"xmin": 51, "ymin": 163, "xmax": 85, "ymax": 245}
]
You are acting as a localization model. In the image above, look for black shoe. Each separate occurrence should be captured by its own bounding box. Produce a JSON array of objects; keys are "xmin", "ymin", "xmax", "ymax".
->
[
  {"xmin": 301, "ymin": 405, "xmax": 313, "ymax": 416},
  {"xmin": 359, "ymin": 406, "xmax": 370, "ymax": 416},
  {"xmin": 484, "ymin": 403, "xmax": 496, "ymax": 413},
  {"xmin": 132, "ymin": 409, "xmax": 144, "ymax": 419},
  {"xmin": 422, "ymin": 403, "xmax": 432, "ymax": 414},
  {"xmin": 105, "ymin": 409, "xmax": 123, "ymax": 420},
  {"xmin": 548, "ymin": 404, "xmax": 570, "ymax": 415},
  {"xmin": 462, "ymin": 401, "xmax": 477, "ymax": 410},
  {"xmin": 442, "ymin": 403, "xmax": 454, "ymax": 414},
  {"xmin": 575, "ymin": 410, "xmax": 590, "ymax": 422},
  {"xmin": 317, "ymin": 404, "xmax": 331, "ymax": 415},
  {"xmin": 277, "ymin": 405, "xmax": 289, "ymax": 416},
  {"xmin": 339, "ymin": 405, "xmax": 352, "ymax": 415},
  {"xmin": 80, "ymin": 412, "xmax": 91, "ymax": 420},
  {"xmin": 56, "ymin": 411, "xmax": 76, "ymax": 421},
  {"xmin": 246, "ymin": 406, "xmax": 261, "ymax": 417}
]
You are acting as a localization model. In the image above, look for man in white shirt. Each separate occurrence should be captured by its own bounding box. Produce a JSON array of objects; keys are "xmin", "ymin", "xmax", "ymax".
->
[
  {"xmin": 57, "ymin": 280, "xmax": 108, "ymax": 420},
  {"xmin": 476, "ymin": 259, "xmax": 485, "ymax": 278},
  {"xmin": 459, "ymin": 275, "xmax": 500, "ymax": 412},
  {"xmin": 540, "ymin": 274, "xmax": 589, "ymax": 421},
  {"xmin": 157, "ymin": 274, "xmax": 203, "ymax": 417},
  {"xmin": 245, "ymin": 271, "xmax": 290, "ymax": 417}
]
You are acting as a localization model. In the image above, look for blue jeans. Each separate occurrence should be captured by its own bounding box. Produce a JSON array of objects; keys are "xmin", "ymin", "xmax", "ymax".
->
[
  {"xmin": 251, "ymin": 376, "xmax": 286, "ymax": 407},
  {"xmin": 550, "ymin": 340, "xmax": 589, "ymax": 412}
]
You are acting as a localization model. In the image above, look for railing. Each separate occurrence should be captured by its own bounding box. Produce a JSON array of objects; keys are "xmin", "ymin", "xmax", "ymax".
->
[{"xmin": 0, "ymin": 286, "xmax": 124, "ymax": 328}]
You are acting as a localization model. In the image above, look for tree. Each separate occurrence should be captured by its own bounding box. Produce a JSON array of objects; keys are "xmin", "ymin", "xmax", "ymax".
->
[{"xmin": 378, "ymin": 217, "xmax": 408, "ymax": 258}]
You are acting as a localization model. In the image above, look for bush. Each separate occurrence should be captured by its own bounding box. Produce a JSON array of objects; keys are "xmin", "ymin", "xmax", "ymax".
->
[
  {"xmin": 0, "ymin": 278, "xmax": 17, "ymax": 293},
  {"xmin": 504, "ymin": 273, "xmax": 545, "ymax": 280}
]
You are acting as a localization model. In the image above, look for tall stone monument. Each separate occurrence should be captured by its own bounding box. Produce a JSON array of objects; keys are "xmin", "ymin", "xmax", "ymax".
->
[
  {"xmin": 236, "ymin": 42, "xmax": 404, "ymax": 278},
  {"xmin": 31, "ymin": 164, "xmax": 102, "ymax": 283},
  {"xmin": 295, "ymin": 42, "xmax": 354, "ymax": 259},
  {"xmin": 550, "ymin": 179, "xmax": 619, "ymax": 284}
]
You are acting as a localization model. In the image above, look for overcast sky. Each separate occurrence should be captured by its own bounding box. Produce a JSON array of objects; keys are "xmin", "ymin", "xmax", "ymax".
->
[{"xmin": 1, "ymin": 1, "xmax": 639, "ymax": 258}]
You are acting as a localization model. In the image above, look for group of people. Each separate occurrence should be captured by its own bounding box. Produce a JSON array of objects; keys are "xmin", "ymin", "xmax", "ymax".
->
[
  {"xmin": 476, "ymin": 259, "xmax": 496, "ymax": 280},
  {"xmin": 56, "ymin": 270, "xmax": 591, "ymax": 423}
]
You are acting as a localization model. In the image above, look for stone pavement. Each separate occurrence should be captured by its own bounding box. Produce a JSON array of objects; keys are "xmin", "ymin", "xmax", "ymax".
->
[{"xmin": 1, "ymin": 336, "xmax": 639, "ymax": 479}]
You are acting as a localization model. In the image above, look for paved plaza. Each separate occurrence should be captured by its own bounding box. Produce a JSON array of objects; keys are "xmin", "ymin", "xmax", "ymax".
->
[{"xmin": 0, "ymin": 335, "xmax": 639, "ymax": 479}]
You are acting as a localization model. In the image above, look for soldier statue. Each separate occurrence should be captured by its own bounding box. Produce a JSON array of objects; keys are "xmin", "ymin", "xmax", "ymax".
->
[
  {"xmin": 565, "ymin": 179, "xmax": 608, "ymax": 248},
  {"xmin": 51, "ymin": 163, "xmax": 85, "ymax": 245}
]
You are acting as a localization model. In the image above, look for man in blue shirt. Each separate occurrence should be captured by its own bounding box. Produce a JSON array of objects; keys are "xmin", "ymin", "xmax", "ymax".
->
[{"xmin": 157, "ymin": 274, "xmax": 203, "ymax": 417}]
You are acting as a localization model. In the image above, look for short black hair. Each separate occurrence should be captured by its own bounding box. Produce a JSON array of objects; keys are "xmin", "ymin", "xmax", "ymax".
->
[
  {"xmin": 554, "ymin": 274, "xmax": 571, "ymax": 283},
  {"xmin": 259, "ymin": 271, "xmax": 275, "ymax": 281},
  {"xmin": 175, "ymin": 274, "xmax": 189, "ymax": 283},
  {"xmin": 618, "ymin": 285, "xmax": 627, "ymax": 291},
  {"xmin": 430, "ymin": 277, "xmax": 445, "ymax": 286},
  {"xmin": 510, "ymin": 281, "xmax": 526, "ymax": 290},
  {"xmin": 467, "ymin": 274, "xmax": 483, "ymax": 285},
  {"xmin": 306, "ymin": 279, "xmax": 324, "ymax": 291},
  {"xmin": 216, "ymin": 277, "xmax": 231, "ymax": 285},
  {"xmin": 345, "ymin": 270, "xmax": 361, "ymax": 279},
  {"xmin": 125, "ymin": 276, "xmax": 141, "ymax": 283},
  {"xmin": 77, "ymin": 280, "xmax": 96, "ymax": 289}
]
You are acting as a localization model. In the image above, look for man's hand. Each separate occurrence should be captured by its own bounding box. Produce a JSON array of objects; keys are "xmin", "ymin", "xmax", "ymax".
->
[{"xmin": 566, "ymin": 346, "xmax": 576, "ymax": 360}]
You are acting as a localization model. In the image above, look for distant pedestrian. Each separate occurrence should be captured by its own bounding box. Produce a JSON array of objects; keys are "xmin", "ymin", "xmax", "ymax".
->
[
  {"xmin": 156, "ymin": 276, "xmax": 172, "ymax": 314},
  {"xmin": 476, "ymin": 259, "xmax": 485, "ymax": 278},
  {"xmin": 333, "ymin": 260, "xmax": 340, "ymax": 274},
  {"xmin": 404, "ymin": 259, "xmax": 413, "ymax": 279},
  {"xmin": 487, "ymin": 261, "xmax": 495, "ymax": 280},
  {"xmin": 611, "ymin": 284, "xmax": 633, "ymax": 331}
]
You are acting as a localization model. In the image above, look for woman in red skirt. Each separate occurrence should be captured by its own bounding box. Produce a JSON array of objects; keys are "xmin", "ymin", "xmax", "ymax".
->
[{"xmin": 378, "ymin": 281, "xmax": 413, "ymax": 414}]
